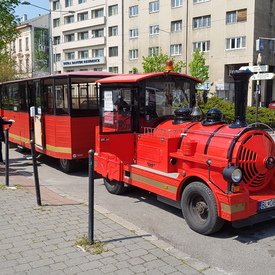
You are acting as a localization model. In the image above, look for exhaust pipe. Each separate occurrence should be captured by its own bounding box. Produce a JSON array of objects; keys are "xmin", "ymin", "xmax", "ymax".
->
[{"xmin": 230, "ymin": 70, "xmax": 253, "ymax": 128}]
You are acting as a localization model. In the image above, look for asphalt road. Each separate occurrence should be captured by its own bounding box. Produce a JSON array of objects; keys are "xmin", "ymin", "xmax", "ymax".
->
[{"xmin": 5, "ymin": 147, "xmax": 275, "ymax": 275}]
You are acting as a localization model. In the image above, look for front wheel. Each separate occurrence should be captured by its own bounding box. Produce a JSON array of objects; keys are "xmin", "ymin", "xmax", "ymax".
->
[
  {"xmin": 59, "ymin": 159, "xmax": 77, "ymax": 173},
  {"xmin": 104, "ymin": 178, "xmax": 127, "ymax": 195},
  {"xmin": 181, "ymin": 182, "xmax": 224, "ymax": 235}
]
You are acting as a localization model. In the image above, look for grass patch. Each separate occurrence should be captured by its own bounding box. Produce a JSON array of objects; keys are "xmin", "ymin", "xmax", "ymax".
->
[
  {"xmin": 0, "ymin": 184, "xmax": 6, "ymax": 190},
  {"xmin": 75, "ymin": 235, "xmax": 108, "ymax": 254}
]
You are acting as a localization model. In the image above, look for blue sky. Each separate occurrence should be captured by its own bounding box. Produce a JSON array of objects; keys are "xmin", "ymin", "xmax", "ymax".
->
[{"xmin": 15, "ymin": 1, "xmax": 49, "ymax": 20}]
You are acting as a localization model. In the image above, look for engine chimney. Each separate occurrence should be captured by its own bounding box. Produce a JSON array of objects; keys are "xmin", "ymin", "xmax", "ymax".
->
[{"xmin": 230, "ymin": 70, "xmax": 253, "ymax": 128}]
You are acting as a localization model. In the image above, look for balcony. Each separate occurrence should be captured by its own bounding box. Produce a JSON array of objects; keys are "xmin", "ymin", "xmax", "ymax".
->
[
  {"xmin": 60, "ymin": 16, "xmax": 106, "ymax": 32},
  {"xmin": 62, "ymin": 36, "xmax": 106, "ymax": 49}
]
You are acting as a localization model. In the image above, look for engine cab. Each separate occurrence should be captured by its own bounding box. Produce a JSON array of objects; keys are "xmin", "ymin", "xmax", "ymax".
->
[{"xmin": 94, "ymin": 68, "xmax": 275, "ymax": 235}]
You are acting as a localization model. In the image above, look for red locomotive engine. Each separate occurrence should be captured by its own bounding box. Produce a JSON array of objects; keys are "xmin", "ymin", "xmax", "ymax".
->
[{"xmin": 94, "ymin": 69, "xmax": 275, "ymax": 235}]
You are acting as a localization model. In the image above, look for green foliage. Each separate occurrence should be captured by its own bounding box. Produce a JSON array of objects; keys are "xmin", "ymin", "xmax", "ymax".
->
[
  {"xmin": 142, "ymin": 48, "xmax": 186, "ymax": 73},
  {"xmin": 0, "ymin": 0, "xmax": 20, "ymax": 53},
  {"xmin": 0, "ymin": 0, "xmax": 20, "ymax": 81},
  {"xmin": 0, "ymin": 54, "xmax": 17, "ymax": 82},
  {"xmin": 200, "ymin": 96, "xmax": 275, "ymax": 127},
  {"xmin": 188, "ymin": 48, "xmax": 209, "ymax": 83}
]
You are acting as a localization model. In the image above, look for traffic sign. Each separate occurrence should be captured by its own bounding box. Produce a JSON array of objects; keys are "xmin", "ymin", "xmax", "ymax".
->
[
  {"xmin": 251, "ymin": 73, "xmax": 275, "ymax": 80},
  {"xmin": 239, "ymin": 65, "xmax": 269, "ymax": 72}
]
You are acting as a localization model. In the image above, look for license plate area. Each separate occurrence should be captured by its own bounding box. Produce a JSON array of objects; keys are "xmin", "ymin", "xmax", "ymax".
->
[{"xmin": 259, "ymin": 198, "xmax": 275, "ymax": 210}]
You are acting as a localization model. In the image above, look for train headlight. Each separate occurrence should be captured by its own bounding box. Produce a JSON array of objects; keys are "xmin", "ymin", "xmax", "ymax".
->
[{"xmin": 223, "ymin": 166, "xmax": 243, "ymax": 183}]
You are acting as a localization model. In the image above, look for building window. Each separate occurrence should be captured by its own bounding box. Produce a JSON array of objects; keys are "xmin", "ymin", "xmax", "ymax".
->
[
  {"xmin": 53, "ymin": 36, "xmax": 60, "ymax": 45},
  {"xmin": 109, "ymin": 5, "xmax": 118, "ymax": 16},
  {"xmin": 53, "ymin": 18, "xmax": 60, "ymax": 28},
  {"xmin": 92, "ymin": 8, "xmax": 104, "ymax": 18},
  {"xmin": 78, "ymin": 12, "xmax": 88, "ymax": 21},
  {"xmin": 53, "ymin": 0, "xmax": 60, "ymax": 10},
  {"xmin": 25, "ymin": 37, "xmax": 29, "ymax": 50},
  {"xmin": 172, "ymin": 0, "xmax": 183, "ymax": 8},
  {"xmin": 149, "ymin": 24, "xmax": 159, "ymax": 35},
  {"xmin": 194, "ymin": 0, "xmax": 210, "ymax": 3},
  {"xmin": 193, "ymin": 15, "xmax": 211, "ymax": 28},
  {"xmin": 129, "ymin": 28, "xmax": 138, "ymax": 38},
  {"xmin": 78, "ymin": 31, "xmax": 88, "ymax": 40},
  {"xmin": 109, "ymin": 67, "xmax": 118, "ymax": 73},
  {"xmin": 65, "ymin": 34, "xmax": 75, "ymax": 42},
  {"xmin": 171, "ymin": 20, "xmax": 182, "ymax": 31},
  {"xmin": 129, "ymin": 5, "xmax": 138, "ymax": 17},
  {"xmin": 129, "ymin": 49, "xmax": 138, "ymax": 60},
  {"xmin": 149, "ymin": 47, "xmax": 159, "ymax": 56},
  {"xmin": 12, "ymin": 41, "xmax": 16, "ymax": 52},
  {"xmin": 109, "ymin": 46, "xmax": 118, "ymax": 57},
  {"xmin": 79, "ymin": 50, "xmax": 89, "ymax": 59},
  {"xmin": 19, "ymin": 39, "xmax": 22, "ymax": 51},
  {"xmin": 226, "ymin": 36, "xmax": 246, "ymax": 50},
  {"xmin": 19, "ymin": 60, "xmax": 23, "ymax": 72},
  {"xmin": 94, "ymin": 68, "xmax": 103, "ymax": 71},
  {"xmin": 54, "ymin": 53, "xmax": 61, "ymax": 62},
  {"xmin": 109, "ymin": 26, "xmax": 118, "ymax": 37},
  {"xmin": 65, "ymin": 0, "xmax": 73, "ymax": 7},
  {"xmin": 78, "ymin": 0, "xmax": 87, "ymax": 3},
  {"xmin": 226, "ymin": 9, "xmax": 247, "ymax": 24},
  {"xmin": 149, "ymin": 1, "xmax": 159, "ymax": 13},
  {"xmin": 66, "ymin": 52, "xmax": 75, "ymax": 60},
  {"xmin": 192, "ymin": 41, "xmax": 210, "ymax": 52},
  {"xmin": 170, "ymin": 44, "xmax": 182, "ymax": 55},
  {"xmin": 92, "ymin": 29, "xmax": 104, "ymax": 38},
  {"xmin": 93, "ymin": 48, "xmax": 104, "ymax": 57},
  {"xmin": 65, "ymin": 15, "xmax": 74, "ymax": 24}
]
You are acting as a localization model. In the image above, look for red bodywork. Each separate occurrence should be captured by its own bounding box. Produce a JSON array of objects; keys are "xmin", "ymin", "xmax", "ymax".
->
[{"xmin": 94, "ymin": 71, "xmax": 275, "ymax": 227}]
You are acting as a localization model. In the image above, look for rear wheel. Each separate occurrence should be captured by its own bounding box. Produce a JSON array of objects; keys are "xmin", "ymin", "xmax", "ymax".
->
[
  {"xmin": 104, "ymin": 178, "xmax": 127, "ymax": 195},
  {"xmin": 181, "ymin": 182, "xmax": 224, "ymax": 235},
  {"xmin": 59, "ymin": 159, "xmax": 77, "ymax": 173}
]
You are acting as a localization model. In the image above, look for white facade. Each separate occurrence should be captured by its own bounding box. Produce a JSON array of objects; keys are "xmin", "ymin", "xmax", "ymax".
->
[
  {"xmin": 51, "ymin": 0, "xmax": 123, "ymax": 74},
  {"xmin": 15, "ymin": 0, "xmax": 275, "ymax": 106},
  {"xmin": 14, "ymin": 14, "xmax": 49, "ymax": 78}
]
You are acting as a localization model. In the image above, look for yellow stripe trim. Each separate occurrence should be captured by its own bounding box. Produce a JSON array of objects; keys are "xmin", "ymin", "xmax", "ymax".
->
[
  {"xmin": 221, "ymin": 203, "xmax": 246, "ymax": 213},
  {"xmin": 9, "ymin": 133, "xmax": 71, "ymax": 154},
  {"xmin": 130, "ymin": 173, "xmax": 177, "ymax": 193}
]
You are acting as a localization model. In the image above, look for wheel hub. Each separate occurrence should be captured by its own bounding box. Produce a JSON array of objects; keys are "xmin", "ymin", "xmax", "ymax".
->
[{"xmin": 194, "ymin": 201, "xmax": 208, "ymax": 215}]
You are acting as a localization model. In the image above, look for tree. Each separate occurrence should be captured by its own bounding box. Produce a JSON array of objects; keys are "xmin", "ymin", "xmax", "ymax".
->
[
  {"xmin": 188, "ymin": 48, "xmax": 209, "ymax": 83},
  {"xmin": 0, "ymin": 0, "xmax": 20, "ymax": 54},
  {"xmin": 0, "ymin": 0, "xmax": 20, "ymax": 81},
  {"xmin": 141, "ymin": 48, "xmax": 185, "ymax": 73}
]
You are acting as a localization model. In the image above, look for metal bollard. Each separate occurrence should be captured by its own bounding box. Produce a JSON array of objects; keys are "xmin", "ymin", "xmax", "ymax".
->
[
  {"xmin": 4, "ymin": 128, "xmax": 9, "ymax": 187},
  {"xmin": 88, "ymin": 149, "xmax": 95, "ymax": 244},
  {"xmin": 30, "ymin": 139, "xmax": 41, "ymax": 206}
]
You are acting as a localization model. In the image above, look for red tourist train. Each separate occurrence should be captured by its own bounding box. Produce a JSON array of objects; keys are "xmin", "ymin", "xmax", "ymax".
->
[
  {"xmin": 94, "ymin": 67, "xmax": 275, "ymax": 234},
  {"xmin": 0, "ymin": 71, "xmax": 117, "ymax": 172}
]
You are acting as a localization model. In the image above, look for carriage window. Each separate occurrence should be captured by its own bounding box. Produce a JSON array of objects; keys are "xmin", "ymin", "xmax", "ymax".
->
[
  {"xmin": 71, "ymin": 82, "xmax": 99, "ymax": 116},
  {"xmin": 18, "ymin": 82, "xmax": 28, "ymax": 111},
  {"xmin": 102, "ymin": 88, "xmax": 134, "ymax": 132},
  {"xmin": 2, "ymin": 85, "xmax": 13, "ymax": 111}
]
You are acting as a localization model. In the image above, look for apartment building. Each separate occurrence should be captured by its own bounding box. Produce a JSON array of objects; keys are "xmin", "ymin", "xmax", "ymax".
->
[
  {"xmin": 15, "ymin": 0, "xmax": 274, "ymax": 106},
  {"xmin": 124, "ymin": 0, "xmax": 275, "ymax": 107},
  {"xmin": 13, "ymin": 14, "xmax": 49, "ymax": 78},
  {"xmin": 51, "ymin": 0, "xmax": 123, "ymax": 74}
]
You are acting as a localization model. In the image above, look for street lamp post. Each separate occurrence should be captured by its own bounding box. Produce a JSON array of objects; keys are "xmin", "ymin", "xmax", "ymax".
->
[
  {"xmin": 155, "ymin": 27, "xmax": 171, "ymax": 58},
  {"xmin": 21, "ymin": 1, "xmax": 75, "ymax": 75}
]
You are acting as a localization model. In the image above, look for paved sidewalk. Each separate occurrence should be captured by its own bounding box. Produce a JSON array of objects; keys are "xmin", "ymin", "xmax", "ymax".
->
[{"xmin": 0, "ymin": 167, "xmax": 228, "ymax": 275}]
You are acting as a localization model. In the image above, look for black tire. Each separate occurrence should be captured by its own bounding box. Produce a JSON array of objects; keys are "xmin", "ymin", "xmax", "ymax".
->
[
  {"xmin": 59, "ymin": 159, "xmax": 77, "ymax": 173},
  {"xmin": 181, "ymin": 182, "xmax": 224, "ymax": 235},
  {"xmin": 104, "ymin": 178, "xmax": 127, "ymax": 195}
]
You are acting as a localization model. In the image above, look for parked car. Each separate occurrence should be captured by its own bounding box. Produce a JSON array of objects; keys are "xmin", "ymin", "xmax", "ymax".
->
[{"xmin": 268, "ymin": 100, "xmax": 275, "ymax": 109}]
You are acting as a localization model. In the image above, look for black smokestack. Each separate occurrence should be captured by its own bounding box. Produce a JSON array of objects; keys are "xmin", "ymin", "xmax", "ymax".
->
[{"xmin": 230, "ymin": 70, "xmax": 253, "ymax": 128}]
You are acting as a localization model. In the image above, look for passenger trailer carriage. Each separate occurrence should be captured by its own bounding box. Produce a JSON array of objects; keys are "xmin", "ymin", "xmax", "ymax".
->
[
  {"xmin": 0, "ymin": 71, "xmax": 117, "ymax": 172},
  {"xmin": 94, "ymin": 68, "xmax": 275, "ymax": 235}
]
